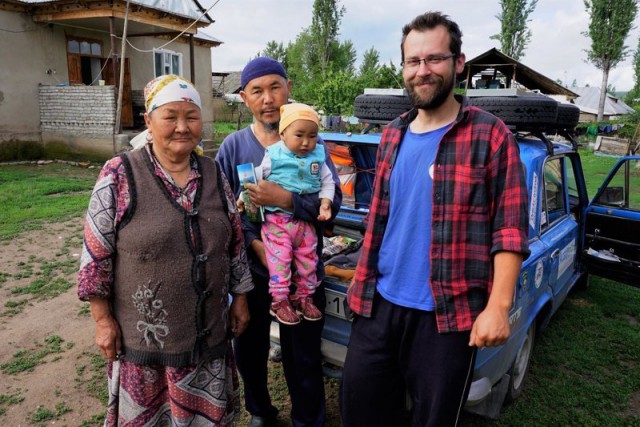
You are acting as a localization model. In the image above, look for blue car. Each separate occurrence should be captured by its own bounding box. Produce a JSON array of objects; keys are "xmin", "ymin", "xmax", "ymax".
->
[{"xmin": 270, "ymin": 95, "xmax": 640, "ymax": 418}]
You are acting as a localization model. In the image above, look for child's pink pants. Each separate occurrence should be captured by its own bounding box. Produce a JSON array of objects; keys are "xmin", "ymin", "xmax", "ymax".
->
[{"xmin": 261, "ymin": 212, "xmax": 319, "ymax": 301}]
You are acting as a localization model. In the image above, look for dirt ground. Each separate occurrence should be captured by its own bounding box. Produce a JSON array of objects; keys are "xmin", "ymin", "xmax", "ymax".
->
[
  {"xmin": 0, "ymin": 219, "xmax": 343, "ymax": 426},
  {"xmin": 0, "ymin": 219, "xmax": 105, "ymax": 426}
]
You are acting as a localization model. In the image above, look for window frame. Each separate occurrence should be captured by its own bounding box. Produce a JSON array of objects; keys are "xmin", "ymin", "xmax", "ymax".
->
[
  {"xmin": 66, "ymin": 36, "xmax": 103, "ymax": 58},
  {"xmin": 540, "ymin": 156, "xmax": 570, "ymax": 232},
  {"xmin": 153, "ymin": 48, "xmax": 183, "ymax": 78}
]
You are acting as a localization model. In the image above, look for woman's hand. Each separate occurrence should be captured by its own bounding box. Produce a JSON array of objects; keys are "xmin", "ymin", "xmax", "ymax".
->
[
  {"xmin": 90, "ymin": 298, "xmax": 122, "ymax": 362},
  {"xmin": 229, "ymin": 294, "xmax": 250, "ymax": 337}
]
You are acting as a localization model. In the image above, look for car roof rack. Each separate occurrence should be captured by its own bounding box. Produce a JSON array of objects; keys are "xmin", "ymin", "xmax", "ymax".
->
[{"xmin": 527, "ymin": 128, "xmax": 579, "ymax": 156}]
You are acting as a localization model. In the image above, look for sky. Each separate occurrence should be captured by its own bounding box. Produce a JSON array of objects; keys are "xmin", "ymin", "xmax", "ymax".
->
[{"xmin": 199, "ymin": 0, "xmax": 640, "ymax": 92}]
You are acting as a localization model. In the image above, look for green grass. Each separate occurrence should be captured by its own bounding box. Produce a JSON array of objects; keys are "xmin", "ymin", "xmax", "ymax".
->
[
  {"xmin": 0, "ymin": 335, "xmax": 68, "ymax": 374},
  {"xmin": 213, "ymin": 120, "xmax": 251, "ymax": 135},
  {"xmin": 459, "ymin": 277, "xmax": 640, "ymax": 425},
  {"xmin": 0, "ymin": 390, "xmax": 25, "ymax": 417},
  {"xmin": 74, "ymin": 352, "xmax": 108, "ymax": 405},
  {"xmin": 578, "ymin": 148, "xmax": 624, "ymax": 199},
  {"xmin": 0, "ymin": 164, "xmax": 98, "ymax": 239},
  {"xmin": 79, "ymin": 412, "xmax": 107, "ymax": 427},
  {"xmin": 1, "ymin": 231, "xmax": 82, "ymax": 317},
  {"xmin": 29, "ymin": 403, "xmax": 71, "ymax": 424}
]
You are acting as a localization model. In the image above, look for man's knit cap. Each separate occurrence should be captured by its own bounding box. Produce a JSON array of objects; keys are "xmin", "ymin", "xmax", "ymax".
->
[{"xmin": 240, "ymin": 57, "xmax": 287, "ymax": 89}]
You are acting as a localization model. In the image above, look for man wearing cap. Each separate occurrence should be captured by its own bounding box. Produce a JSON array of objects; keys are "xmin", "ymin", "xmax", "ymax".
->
[{"xmin": 216, "ymin": 57, "xmax": 342, "ymax": 427}]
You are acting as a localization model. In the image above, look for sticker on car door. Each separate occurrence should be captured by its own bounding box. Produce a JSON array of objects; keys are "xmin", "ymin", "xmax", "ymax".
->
[{"xmin": 557, "ymin": 238, "xmax": 576, "ymax": 279}]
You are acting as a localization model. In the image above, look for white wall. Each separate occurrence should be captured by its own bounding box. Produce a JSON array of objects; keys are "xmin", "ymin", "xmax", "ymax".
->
[
  {"xmin": 0, "ymin": 9, "xmax": 215, "ymax": 141},
  {"xmin": 0, "ymin": 10, "xmax": 68, "ymax": 141}
]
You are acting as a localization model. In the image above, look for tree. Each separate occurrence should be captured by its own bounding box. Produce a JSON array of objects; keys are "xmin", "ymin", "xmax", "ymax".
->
[
  {"xmin": 375, "ymin": 61, "xmax": 404, "ymax": 89},
  {"xmin": 359, "ymin": 47, "xmax": 381, "ymax": 77},
  {"xmin": 316, "ymin": 70, "xmax": 361, "ymax": 115},
  {"xmin": 624, "ymin": 40, "xmax": 640, "ymax": 105},
  {"xmin": 328, "ymin": 39, "xmax": 357, "ymax": 75},
  {"xmin": 309, "ymin": 0, "xmax": 346, "ymax": 77},
  {"xmin": 274, "ymin": 0, "xmax": 356, "ymax": 104},
  {"xmin": 259, "ymin": 41, "xmax": 287, "ymax": 65},
  {"xmin": 490, "ymin": 0, "xmax": 538, "ymax": 60},
  {"xmin": 285, "ymin": 31, "xmax": 317, "ymax": 103},
  {"xmin": 584, "ymin": 0, "xmax": 638, "ymax": 121}
]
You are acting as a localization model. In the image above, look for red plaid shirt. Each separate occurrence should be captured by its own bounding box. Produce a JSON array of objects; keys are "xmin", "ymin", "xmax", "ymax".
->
[{"xmin": 347, "ymin": 96, "xmax": 530, "ymax": 332}]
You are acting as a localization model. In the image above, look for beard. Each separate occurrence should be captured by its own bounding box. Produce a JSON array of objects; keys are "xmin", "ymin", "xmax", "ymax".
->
[
  {"xmin": 406, "ymin": 69, "xmax": 455, "ymax": 111},
  {"xmin": 261, "ymin": 120, "xmax": 279, "ymax": 133}
]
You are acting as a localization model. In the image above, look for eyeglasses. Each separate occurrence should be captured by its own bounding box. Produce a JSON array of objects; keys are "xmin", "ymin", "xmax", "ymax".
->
[{"xmin": 401, "ymin": 54, "xmax": 456, "ymax": 69}]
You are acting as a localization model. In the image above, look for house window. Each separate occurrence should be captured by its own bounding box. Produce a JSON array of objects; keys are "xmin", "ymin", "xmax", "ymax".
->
[
  {"xmin": 154, "ymin": 49, "xmax": 182, "ymax": 77},
  {"xmin": 66, "ymin": 36, "xmax": 104, "ymax": 85}
]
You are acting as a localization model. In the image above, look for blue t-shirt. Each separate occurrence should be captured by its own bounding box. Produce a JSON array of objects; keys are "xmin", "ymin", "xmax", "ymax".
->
[{"xmin": 376, "ymin": 123, "xmax": 450, "ymax": 311}]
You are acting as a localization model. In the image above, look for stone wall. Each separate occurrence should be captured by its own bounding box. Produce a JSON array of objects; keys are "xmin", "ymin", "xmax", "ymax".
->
[{"xmin": 39, "ymin": 85, "xmax": 116, "ymax": 137}]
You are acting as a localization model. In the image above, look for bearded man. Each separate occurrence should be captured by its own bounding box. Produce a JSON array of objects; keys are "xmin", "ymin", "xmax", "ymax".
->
[{"xmin": 340, "ymin": 11, "xmax": 530, "ymax": 427}]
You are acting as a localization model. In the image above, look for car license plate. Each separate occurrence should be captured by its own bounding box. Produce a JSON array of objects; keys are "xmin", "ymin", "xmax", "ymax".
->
[{"xmin": 325, "ymin": 288, "xmax": 349, "ymax": 320}]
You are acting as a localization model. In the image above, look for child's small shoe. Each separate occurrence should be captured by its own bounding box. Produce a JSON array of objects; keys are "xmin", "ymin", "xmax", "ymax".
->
[
  {"xmin": 270, "ymin": 299, "xmax": 301, "ymax": 325},
  {"xmin": 292, "ymin": 297, "xmax": 323, "ymax": 321}
]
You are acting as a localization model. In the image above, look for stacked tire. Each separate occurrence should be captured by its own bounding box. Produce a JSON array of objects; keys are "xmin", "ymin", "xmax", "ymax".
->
[
  {"xmin": 468, "ymin": 93, "xmax": 558, "ymax": 128},
  {"xmin": 353, "ymin": 92, "xmax": 580, "ymax": 131},
  {"xmin": 353, "ymin": 94, "xmax": 412, "ymax": 122}
]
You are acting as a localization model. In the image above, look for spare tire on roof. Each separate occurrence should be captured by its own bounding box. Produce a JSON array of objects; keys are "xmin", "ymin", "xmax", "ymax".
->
[
  {"xmin": 354, "ymin": 94, "xmax": 412, "ymax": 122},
  {"xmin": 469, "ymin": 93, "xmax": 558, "ymax": 128},
  {"xmin": 555, "ymin": 103, "xmax": 580, "ymax": 130}
]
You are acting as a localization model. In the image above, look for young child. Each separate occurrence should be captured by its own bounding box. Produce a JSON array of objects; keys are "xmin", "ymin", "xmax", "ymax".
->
[{"xmin": 241, "ymin": 103, "xmax": 334, "ymax": 325}]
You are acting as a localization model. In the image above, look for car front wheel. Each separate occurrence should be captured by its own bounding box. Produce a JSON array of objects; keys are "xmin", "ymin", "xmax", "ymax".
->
[{"xmin": 504, "ymin": 322, "xmax": 535, "ymax": 404}]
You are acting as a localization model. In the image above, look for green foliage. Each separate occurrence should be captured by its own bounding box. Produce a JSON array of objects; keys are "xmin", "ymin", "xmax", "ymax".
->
[
  {"xmin": 309, "ymin": 0, "xmax": 346, "ymax": 77},
  {"xmin": 576, "ymin": 106, "xmax": 640, "ymax": 142},
  {"xmin": 315, "ymin": 70, "xmax": 362, "ymax": 115},
  {"xmin": 286, "ymin": 31, "xmax": 319, "ymax": 103},
  {"xmin": 624, "ymin": 40, "xmax": 640, "ymax": 105},
  {"xmin": 259, "ymin": 40, "xmax": 287, "ymax": 63},
  {"xmin": 315, "ymin": 59, "xmax": 404, "ymax": 115},
  {"xmin": 583, "ymin": 0, "xmax": 638, "ymax": 120},
  {"xmin": 279, "ymin": 0, "xmax": 354, "ymax": 105},
  {"xmin": 359, "ymin": 47, "xmax": 380, "ymax": 77},
  {"xmin": 584, "ymin": 0, "xmax": 638, "ymax": 70},
  {"xmin": 490, "ymin": 0, "xmax": 538, "ymax": 60},
  {"xmin": 255, "ymin": 0, "xmax": 404, "ymax": 110}
]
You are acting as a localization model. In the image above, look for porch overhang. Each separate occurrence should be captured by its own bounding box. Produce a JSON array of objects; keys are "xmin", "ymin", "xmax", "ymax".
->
[{"xmin": 1, "ymin": 0, "xmax": 218, "ymax": 42}]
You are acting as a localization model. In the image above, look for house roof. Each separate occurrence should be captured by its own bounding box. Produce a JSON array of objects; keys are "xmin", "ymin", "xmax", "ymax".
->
[
  {"xmin": 14, "ymin": 0, "xmax": 213, "ymax": 23},
  {"xmin": 459, "ymin": 48, "xmax": 578, "ymax": 98},
  {"xmin": 571, "ymin": 87, "xmax": 635, "ymax": 116},
  {"xmin": 212, "ymin": 71, "xmax": 242, "ymax": 96}
]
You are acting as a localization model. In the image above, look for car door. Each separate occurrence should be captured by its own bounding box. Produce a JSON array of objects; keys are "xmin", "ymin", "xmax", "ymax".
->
[
  {"xmin": 583, "ymin": 156, "xmax": 640, "ymax": 287},
  {"xmin": 538, "ymin": 155, "xmax": 582, "ymax": 300}
]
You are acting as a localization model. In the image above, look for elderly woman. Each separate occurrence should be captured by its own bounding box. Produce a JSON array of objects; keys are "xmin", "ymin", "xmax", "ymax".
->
[{"xmin": 78, "ymin": 74, "xmax": 253, "ymax": 426}]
